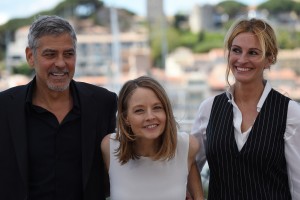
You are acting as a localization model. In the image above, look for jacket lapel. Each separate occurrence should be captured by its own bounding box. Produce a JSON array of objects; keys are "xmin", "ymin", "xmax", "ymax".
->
[
  {"xmin": 8, "ymin": 85, "xmax": 29, "ymax": 190},
  {"xmin": 76, "ymin": 83, "xmax": 98, "ymax": 190}
]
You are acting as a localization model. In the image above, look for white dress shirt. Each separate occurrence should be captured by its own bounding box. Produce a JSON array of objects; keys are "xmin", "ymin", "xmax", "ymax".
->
[{"xmin": 191, "ymin": 81, "xmax": 300, "ymax": 199}]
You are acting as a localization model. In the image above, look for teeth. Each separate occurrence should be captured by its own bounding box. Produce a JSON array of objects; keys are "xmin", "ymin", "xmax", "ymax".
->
[
  {"xmin": 146, "ymin": 125, "xmax": 157, "ymax": 128},
  {"xmin": 237, "ymin": 67, "xmax": 250, "ymax": 72},
  {"xmin": 52, "ymin": 72, "xmax": 66, "ymax": 76}
]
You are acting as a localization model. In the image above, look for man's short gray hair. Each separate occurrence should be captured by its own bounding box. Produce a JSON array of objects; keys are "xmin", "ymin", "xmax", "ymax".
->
[{"xmin": 27, "ymin": 15, "xmax": 77, "ymax": 54}]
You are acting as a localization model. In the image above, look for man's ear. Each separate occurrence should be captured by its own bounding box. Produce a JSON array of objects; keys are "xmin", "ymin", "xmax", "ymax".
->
[{"xmin": 25, "ymin": 47, "xmax": 34, "ymax": 68}]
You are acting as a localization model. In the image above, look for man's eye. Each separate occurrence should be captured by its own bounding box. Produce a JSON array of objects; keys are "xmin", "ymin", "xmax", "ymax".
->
[
  {"xmin": 65, "ymin": 52, "xmax": 75, "ymax": 57},
  {"xmin": 44, "ymin": 53, "xmax": 55, "ymax": 57}
]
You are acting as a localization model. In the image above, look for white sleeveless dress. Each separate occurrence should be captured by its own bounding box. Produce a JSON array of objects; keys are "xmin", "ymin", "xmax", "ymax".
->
[{"xmin": 109, "ymin": 132, "xmax": 189, "ymax": 200}]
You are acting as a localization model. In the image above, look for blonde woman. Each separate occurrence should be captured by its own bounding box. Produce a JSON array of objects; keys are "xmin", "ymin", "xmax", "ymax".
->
[{"xmin": 192, "ymin": 18, "xmax": 300, "ymax": 199}]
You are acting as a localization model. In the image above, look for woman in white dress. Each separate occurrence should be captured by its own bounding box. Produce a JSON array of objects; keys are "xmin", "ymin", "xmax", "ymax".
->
[{"xmin": 101, "ymin": 76, "xmax": 204, "ymax": 200}]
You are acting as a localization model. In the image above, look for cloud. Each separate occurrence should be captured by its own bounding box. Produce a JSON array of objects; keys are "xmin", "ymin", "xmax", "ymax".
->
[
  {"xmin": 27, "ymin": 0, "xmax": 63, "ymax": 15},
  {"xmin": 0, "ymin": 13, "xmax": 9, "ymax": 25},
  {"xmin": 0, "ymin": 0, "xmax": 63, "ymax": 23}
]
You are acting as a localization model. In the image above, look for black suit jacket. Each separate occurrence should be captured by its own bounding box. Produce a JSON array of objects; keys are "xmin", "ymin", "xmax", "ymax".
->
[{"xmin": 0, "ymin": 79, "xmax": 117, "ymax": 200}]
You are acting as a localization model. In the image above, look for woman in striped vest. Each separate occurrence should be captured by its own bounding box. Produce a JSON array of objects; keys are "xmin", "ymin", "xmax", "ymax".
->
[{"xmin": 191, "ymin": 18, "xmax": 300, "ymax": 200}]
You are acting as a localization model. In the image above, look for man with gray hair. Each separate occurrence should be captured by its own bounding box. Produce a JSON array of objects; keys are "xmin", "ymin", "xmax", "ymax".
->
[{"xmin": 0, "ymin": 15, "xmax": 117, "ymax": 200}]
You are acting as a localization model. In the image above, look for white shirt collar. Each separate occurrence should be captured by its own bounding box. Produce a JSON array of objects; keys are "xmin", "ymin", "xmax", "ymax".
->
[{"xmin": 225, "ymin": 81, "xmax": 272, "ymax": 112}]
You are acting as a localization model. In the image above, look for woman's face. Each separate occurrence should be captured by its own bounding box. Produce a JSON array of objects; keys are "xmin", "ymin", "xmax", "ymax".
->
[
  {"xmin": 229, "ymin": 32, "xmax": 271, "ymax": 85},
  {"xmin": 125, "ymin": 87, "xmax": 166, "ymax": 142}
]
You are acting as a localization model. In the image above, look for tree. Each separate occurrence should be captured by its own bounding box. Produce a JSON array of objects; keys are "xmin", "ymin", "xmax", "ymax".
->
[
  {"xmin": 173, "ymin": 13, "xmax": 188, "ymax": 29},
  {"xmin": 258, "ymin": 0, "xmax": 300, "ymax": 15},
  {"xmin": 12, "ymin": 62, "xmax": 34, "ymax": 76},
  {"xmin": 215, "ymin": 1, "xmax": 248, "ymax": 19}
]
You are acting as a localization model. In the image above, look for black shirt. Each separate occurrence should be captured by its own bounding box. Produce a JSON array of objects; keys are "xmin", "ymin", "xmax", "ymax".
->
[{"xmin": 26, "ymin": 80, "xmax": 83, "ymax": 200}]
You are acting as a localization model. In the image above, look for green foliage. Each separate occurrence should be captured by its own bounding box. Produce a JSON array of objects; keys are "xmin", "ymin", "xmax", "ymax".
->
[
  {"xmin": 179, "ymin": 31, "xmax": 198, "ymax": 48},
  {"xmin": 216, "ymin": 0, "xmax": 248, "ymax": 18},
  {"xmin": 198, "ymin": 31, "xmax": 205, "ymax": 42},
  {"xmin": 258, "ymin": 0, "xmax": 300, "ymax": 15},
  {"xmin": 2, "ymin": 0, "xmax": 300, "ymax": 70},
  {"xmin": 179, "ymin": 31, "xmax": 224, "ymax": 52},
  {"xmin": 150, "ymin": 27, "xmax": 226, "ymax": 66},
  {"xmin": 0, "ymin": 17, "xmax": 34, "ymax": 33},
  {"xmin": 52, "ymin": 0, "xmax": 104, "ymax": 18},
  {"xmin": 204, "ymin": 31, "xmax": 225, "ymax": 42},
  {"xmin": 0, "ymin": 0, "xmax": 105, "ymax": 59},
  {"xmin": 166, "ymin": 28, "xmax": 182, "ymax": 51},
  {"xmin": 12, "ymin": 63, "xmax": 34, "ymax": 76},
  {"xmin": 193, "ymin": 40, "xmax": 223, "ymax": 53},
  {"xmin": 277, "ymin": 29, "xmax": 300, "ymax": 49},
  {"xmin": 0, "ymin": 60, "xmax": 5, "ymax": 71},
  {"xmin": 173, "ymin": 13, "xmax": 188, "ymax": 29},
  {"xmin": 149, "ymin": 27, "xmax": 182, "ymax": 67},
  {"xmin": 193, "ymin": 31, "xmax": 225, "ymax": 53}
]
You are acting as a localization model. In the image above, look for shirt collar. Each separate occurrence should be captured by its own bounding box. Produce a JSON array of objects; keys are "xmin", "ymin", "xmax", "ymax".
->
[
  {"xmin": 25, "ymin": 77, "xmax": 36, "ymax": 105},
  {"xmin": 25, "ymin": 77, "xmax": 80, "ymax": 111},
  {"xmin": 225, "ymin": 81, "xmax": 272, "ymax": 112}
]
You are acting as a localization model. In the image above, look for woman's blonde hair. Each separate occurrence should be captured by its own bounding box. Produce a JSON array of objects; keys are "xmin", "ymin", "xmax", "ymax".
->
[
  {"xmin": 116, "ymin": 76, "xmax": 178, "ymax": 165},
  {"xmin": 224, "ymin": 18, "xmax": 278, "ymax": 86}
]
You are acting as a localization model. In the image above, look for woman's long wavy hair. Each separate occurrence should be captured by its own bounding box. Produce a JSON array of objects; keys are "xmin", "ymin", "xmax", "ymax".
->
[{"xmin": 115, "ymin": 76, "xmax": 178, "ymax": 165}]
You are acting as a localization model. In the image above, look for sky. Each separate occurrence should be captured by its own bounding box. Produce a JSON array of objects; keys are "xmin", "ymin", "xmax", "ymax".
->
[{"xmin": 0, "ymin": 0, "xmax": 267, "ymax": 25}]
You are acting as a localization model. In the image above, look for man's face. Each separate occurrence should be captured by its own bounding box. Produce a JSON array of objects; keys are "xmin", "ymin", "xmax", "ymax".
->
[{"xmin": 26, "ymin": 33, "xmax": 76, "ymax": 92}]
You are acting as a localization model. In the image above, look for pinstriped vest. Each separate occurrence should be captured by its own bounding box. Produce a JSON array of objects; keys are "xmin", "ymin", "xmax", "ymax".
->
[{"xmin": 206, "ymin": 89, "xmax": 291, "ymax": 200}]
